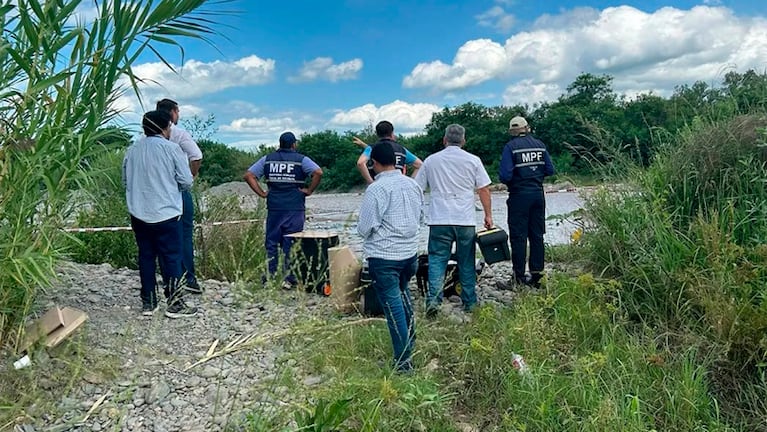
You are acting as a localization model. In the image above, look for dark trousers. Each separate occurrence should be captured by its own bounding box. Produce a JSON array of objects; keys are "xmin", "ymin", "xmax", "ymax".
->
[
  {"xmin": 131, "ymin": 215, "xmax": 182, "ymax": 304},
  {"xmin": 368, "ymin": 255, "xmax": 417, "ymax": 372},
  {"xmin": 160, "ymin": 190, "xmax": 195, "ymax": 287},
  {"xmin": 181, "ymin": 190, "xmax": 196, "ymax": 283},
  {"xmin": 506, "ymin": 192, "xmax": 546, "ymax": 280},
  {"xmin": 265, "ymin": 210, "xmax": 305, "ymax": 282}
]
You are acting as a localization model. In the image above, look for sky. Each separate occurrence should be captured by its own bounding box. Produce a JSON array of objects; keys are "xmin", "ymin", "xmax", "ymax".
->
[{"xmin": 112, "ymin": 0, "xmax": 767, "ymax": 149}]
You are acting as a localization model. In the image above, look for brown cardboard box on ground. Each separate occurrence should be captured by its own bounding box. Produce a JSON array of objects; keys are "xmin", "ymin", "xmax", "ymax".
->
[
  {"xmin": 20, "ymin": 306, "xmax": 88, "ymax": 351},
  {"xmin": 328, "ymin": 246, "xmax": 362, "ymax": 313}
]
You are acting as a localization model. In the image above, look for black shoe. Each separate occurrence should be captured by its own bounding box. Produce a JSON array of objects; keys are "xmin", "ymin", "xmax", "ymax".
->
[
  {"xmin": 141, "ymin": 301, "xmax": 159, "ymax": 316},
  {"xmin": 185, "ymin": 279, "xmax": 203, "ymax": 294},
  {"xmin": 165, "ymin": 298, "xmax": 198, "ymax": 318},
  {"xmin": 527, "ymin": 274, "xmax": 542, "ymax": 289}
]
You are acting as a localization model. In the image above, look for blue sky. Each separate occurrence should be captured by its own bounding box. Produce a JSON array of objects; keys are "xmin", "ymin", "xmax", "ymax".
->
[{"xmin": 115, "ymin": 0, "xmax": 767, "ymax": 148}]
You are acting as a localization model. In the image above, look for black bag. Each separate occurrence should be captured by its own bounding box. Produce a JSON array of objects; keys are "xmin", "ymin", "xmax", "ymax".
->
[
  {"xmin": 359, "ymin": 260, "xmax": 383, "ymax": 316},
  {"xmin": 476, "ymin": 227, "xmax": 511, "ymax": 264},
  {"xmin": 416, "ymin": 253, "xmax": 461, "ymax": 298}
]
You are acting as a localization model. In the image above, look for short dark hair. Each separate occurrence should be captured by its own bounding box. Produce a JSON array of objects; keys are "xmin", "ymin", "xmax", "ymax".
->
[
  {"xmin": 156, "ymin": 98, "xmax": 178, "ymax": 114},
  {"xmin": 279, "ymin": 131, "xmax": 297, "ymax": 149},
  {"xmin": 375, "ymin": 120, "xmax": 394, "ymax": 138},
  {"xmin": 142, "ymin": 110, "xmax": 172, "ymax": 136},
  {"xmin": 370, "ymin": 142, "xmax": 396, "ymax": 167}
]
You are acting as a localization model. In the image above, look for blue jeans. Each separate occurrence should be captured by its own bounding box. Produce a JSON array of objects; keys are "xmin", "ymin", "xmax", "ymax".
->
[
  {"xmin": 426, "ymin": 225, "xmax": 477, "ymax": 312},
  {"xmin": 265, "ymin": 210, "xmax": 305, "ymax": 283},
  {"xmin": 181, "ymin": 189, "xmax": 196, "ymax": 284},
  {"xmin": 368, "ymin": 255, "xmax": 417, "ymax": 372},
  {"xmin": 131, "ymin": 215, "xmax": 182, "ymax": 303}
]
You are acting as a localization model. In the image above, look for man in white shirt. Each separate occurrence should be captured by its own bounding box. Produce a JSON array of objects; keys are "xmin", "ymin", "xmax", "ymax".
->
[
  {"xmin": 415, "ymin": 124, "xmax": 493, "ymax": 317},
  {"xmin": 156, "ymin": 98, "xmax": 203, "ymax": 294}
]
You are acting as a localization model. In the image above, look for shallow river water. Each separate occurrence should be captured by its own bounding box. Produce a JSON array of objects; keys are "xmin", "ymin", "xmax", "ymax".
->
[{"xmin": 300, "ymin": 190, "xmax": 584, "ymax": 255}]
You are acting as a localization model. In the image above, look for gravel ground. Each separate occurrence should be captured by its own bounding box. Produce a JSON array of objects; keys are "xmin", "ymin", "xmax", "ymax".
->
[{"xmin": 9, "ymin": 257, "xmax": 535, "ymax": 432}]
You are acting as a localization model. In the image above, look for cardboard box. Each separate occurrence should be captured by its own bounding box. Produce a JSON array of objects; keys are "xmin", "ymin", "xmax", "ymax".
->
[
  {"xmin": 21, "ymin": 306, "xmax": 88, "ymax": 351},
  {"xmin": 328, "ymin": 246, "xmax": 362, "ymax": 313}
]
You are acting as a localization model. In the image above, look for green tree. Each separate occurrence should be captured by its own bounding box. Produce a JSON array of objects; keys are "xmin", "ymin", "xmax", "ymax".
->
[
  {"xmin": 181, "ymin": 113, "xmax": 218, "ymax": 141},
  {"xmin": 421, "ymin": 102, "xmax": 525, "ymax": 167},
  {"xmin": 298, "ymin": 130, "xmax": 365, "ymax": 190},
  {"xmin": 197, "ymin": 139, "xmax": 259, "ymax": 186},
  {"xmin": 532, "ymin": 73, "xmax": 622, "ymax": 172},
  {"xmin": 618, "ymin": 93, "xmax": 669, "ymax": 165},
  {"xmin": 666, "ymin": 80, "xmax": 725, "ymax": 131},
  {"xmin": 0, "ymin": 0, "xmax": 230, "ymax": 347},
  {"xmin": 723, "ymin": 69, "xmax": 767, "ymax": 114}
]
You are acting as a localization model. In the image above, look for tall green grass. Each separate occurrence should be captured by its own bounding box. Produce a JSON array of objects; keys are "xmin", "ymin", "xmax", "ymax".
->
[
  {"xmin": 583, "ymin": 114, "xmax": 767, "ymax": 426},
  {"xmin": 67, "ymin": 148, "xmax": 137, "ymax": 269},
  {"xmin": 196, "ymin": 193, "xmax": 268, "ymax": 283},
  {"xmin": 239, "ymin": 274, "xmax": 737, "ymax": 431},
  {"xmin": 234, "ymin": 113, "xmax": 767, "ymax": 431}
]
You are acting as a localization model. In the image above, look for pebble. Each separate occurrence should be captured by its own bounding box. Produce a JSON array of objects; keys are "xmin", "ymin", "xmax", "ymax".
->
[
  {"xmin": 200, "ymin": 366, "xmax": 221, "ymax": 378},
  {"xmin": 302, "ymin": 375, "xmax": 323, "ymax": 386},
  {"xmin": 146, "ymin": 381, "xmax": 171, "ymax": 405}
]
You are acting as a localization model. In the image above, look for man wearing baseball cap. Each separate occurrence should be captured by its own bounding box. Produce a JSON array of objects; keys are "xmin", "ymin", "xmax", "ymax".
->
[
  {"xmin": 244, "ymin": 131, "xmax": 323, "ymax": 289},
  {"xmin": 498, "ymin": 116, "xmax": 555, "ymax": 289}
]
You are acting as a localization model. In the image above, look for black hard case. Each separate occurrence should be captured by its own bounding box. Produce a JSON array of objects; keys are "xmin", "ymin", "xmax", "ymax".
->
[{"xmin": 476, "ymin": 228, "xmax": 511, "ymax": 264}]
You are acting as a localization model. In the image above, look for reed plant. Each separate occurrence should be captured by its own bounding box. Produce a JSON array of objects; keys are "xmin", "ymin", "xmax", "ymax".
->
[{"xmin": 0, "ymin": 0, "xmax": 232, "ymax": 349}]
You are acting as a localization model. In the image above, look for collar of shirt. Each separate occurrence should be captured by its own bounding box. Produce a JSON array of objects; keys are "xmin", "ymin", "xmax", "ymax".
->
[{"xmin": 374, "ymin": 169, "xmax": 400, "ymax": 180}]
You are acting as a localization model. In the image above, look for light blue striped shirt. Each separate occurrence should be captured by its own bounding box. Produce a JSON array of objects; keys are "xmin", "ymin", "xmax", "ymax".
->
[
  {"xmin": 357, "ymin": 170, "xmax": 424, "ymax": 260},
  {"xmin": 123, "ymin": 135, "xmax": 194, "ymax": 223}
]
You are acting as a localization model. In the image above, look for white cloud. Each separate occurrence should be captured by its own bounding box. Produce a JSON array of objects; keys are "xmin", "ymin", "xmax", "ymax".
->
[
  {"xmin": 218, "ymin": 114, "xmax": 305, "ymax": 149},
  {"xmin": 476, "ymin": 6, "xmax": 516, "ymax": 33},
  {"xmin": 65, "ymin": 3, "xmax": 100, "ymax": 26},
  {"xmin": 219, "ymin": 112, "xmax": 322, "ymax": 146},
  {"xmin": 327, "ymin": 100, "xmax": 440, "ymax": 134},
  {"xmin": 405, "ymin": 5, "xmax": 767, "ymax": 101},
  {"xmin": 289, "ymin": 57, "xmax": 363, "ymax": 83},
  {"xmin": 130, "ymin": 55, "xmax": 275, "ymax": 101},
  {"xmin": 502, "ymin": 80, "xmax": 562, "ymax": 106},
  {"xmin": 111, "ymin": 55, "xmax": 276, "ymax": 121},
  {"xmin": 403, "ymin": 39, "xmax": 507, "ymax": 91},
  {"xmin": 221, "ymin": 116, "xmax": 300, "ymax": 135}
]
